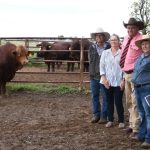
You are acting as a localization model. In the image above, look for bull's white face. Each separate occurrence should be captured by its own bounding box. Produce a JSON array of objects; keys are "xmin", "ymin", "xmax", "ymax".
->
[{"xmin": 15, "ymin": 45, "xmax": 28, "ymax": 70}]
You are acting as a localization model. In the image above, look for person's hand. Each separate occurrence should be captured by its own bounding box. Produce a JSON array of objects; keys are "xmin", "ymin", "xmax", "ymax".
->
[
  {"xmin": 104, "ymin": 80, "xmax": 110, "ymax": 89},
  {"xmin": 120, "ymin": 79, "xmax": 125, "ymax": 91},
  {"xmin": 101, "ymin": 76, "xmax": 110, "ymax": 89}
]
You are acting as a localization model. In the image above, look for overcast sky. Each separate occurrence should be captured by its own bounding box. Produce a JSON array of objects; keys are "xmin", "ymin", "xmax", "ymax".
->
[{"xmin": 0, "ymin": 0, "xmax": 133, "ymax": 38}]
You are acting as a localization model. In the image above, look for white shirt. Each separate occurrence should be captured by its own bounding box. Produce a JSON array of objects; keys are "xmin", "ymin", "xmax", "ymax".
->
[{"xmin": 100, "ymin": 48, "xmax": 123, "ymax": 87}]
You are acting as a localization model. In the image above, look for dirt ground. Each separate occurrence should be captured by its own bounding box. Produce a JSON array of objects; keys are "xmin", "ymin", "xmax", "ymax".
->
[{"xmin": 0, "ymin": 66, "xmax": 143, "ymax": 150}]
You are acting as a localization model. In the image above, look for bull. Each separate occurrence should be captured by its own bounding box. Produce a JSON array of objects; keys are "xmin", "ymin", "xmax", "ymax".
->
[{"xmin": 0, "ymin": 42, "xmax": 28, "ymax": 97}]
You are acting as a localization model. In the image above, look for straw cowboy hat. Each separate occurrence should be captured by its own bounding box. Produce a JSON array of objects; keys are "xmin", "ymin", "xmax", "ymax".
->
[
  {"xmin": 135, "ymin": 34, "xmax": 150, "ymax": 49},
  {"xmin": 123, "ymin": 18, "xmax": 145, "ymax": 30},
  {"xmin": 90, "ymin": 27, "xmax": 110, "ymax": 41}
]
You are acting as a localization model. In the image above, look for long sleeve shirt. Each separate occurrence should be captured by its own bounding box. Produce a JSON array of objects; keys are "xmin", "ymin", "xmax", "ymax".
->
[
  {"xmin": 100, "ymin": 48, "xmax": 123, "ymax": 87},
  {"xmin": 132, "ymin": 53, "xmax": 150, "ymax": 85},
  {"xmin": 121, "ymin": 32, "xmax": 142, "ymax": 72}
]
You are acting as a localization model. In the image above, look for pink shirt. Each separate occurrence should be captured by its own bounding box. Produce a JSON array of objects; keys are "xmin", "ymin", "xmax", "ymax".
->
[{"xmin": 121, "ymin": 32, "xmax": 142, "ymax": 71}]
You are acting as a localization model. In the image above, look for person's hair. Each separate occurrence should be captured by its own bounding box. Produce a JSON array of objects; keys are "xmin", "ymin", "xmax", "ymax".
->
[{"xmin": 110, "ymin": 34, "xmax": 120, "ymax": 42}]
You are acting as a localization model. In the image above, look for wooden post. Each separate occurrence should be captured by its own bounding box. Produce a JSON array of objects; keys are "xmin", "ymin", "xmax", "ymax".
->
[
  {"xmin": 25, "ymin": 39, "xmax": 29, "ymax": 50},
  {"xmin": 79, "ymin": 38, "xmax": 84, "ymax": 91}
]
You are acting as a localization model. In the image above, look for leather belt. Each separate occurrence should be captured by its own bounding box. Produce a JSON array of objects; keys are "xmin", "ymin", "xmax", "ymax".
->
[
  {"xmin": 124, "ymin": 70, "xmax": 133, "ymax": 74},
  {"xmin": 135, "ymin": 83, "xmax": 150, "ymax": 88}
]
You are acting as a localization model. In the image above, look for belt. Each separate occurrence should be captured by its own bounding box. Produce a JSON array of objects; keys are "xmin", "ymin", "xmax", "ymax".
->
[
  {"xmin": 135, "ymin": 83, "xmax": 150, "ymax": 88},
  {"xmin": 124, "ymin": 70, "xmax": 133, "ymax": 74}
]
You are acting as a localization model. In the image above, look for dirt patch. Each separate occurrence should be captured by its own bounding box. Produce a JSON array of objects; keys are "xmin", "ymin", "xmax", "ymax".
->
[
  {"xmin": 0, "ymin": 66, "xmax": 142, "ymax": 150},
  {"xmin": 0, "ymin": 91, "xmax": 141, "ymax": 150}
]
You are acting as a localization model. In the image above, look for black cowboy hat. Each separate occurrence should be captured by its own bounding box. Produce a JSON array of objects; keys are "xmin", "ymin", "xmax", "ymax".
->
[{"xmin": 123, "ymin": 18, "xmax": 145, "ymax": 30}]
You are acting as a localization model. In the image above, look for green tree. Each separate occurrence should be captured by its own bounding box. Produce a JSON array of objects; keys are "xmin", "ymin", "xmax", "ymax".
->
[{"xmin": 130, "ymin": 0, "xmax": 150, "ymax": 34}]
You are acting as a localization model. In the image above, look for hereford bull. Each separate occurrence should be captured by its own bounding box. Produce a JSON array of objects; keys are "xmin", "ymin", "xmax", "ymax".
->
[
  {"xmin": 0, "ymin": 42, "xmax": 28, "ymax": 97},
  {"xmin": 37, "ymin": 41, "xmax": 72, "ymax": 72},
  {"xmin": 69, "ymin": 38, "xmax": 91, "ymax": 72}
]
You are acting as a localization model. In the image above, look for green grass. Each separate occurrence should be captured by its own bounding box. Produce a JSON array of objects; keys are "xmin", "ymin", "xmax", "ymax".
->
[
  {"xmin": 7, "ymin": 83, "xmax": 79, "ymax": 94},
  {"xmin": 27, "ymin": 57, "xmax": 46, "ymax": 67}
]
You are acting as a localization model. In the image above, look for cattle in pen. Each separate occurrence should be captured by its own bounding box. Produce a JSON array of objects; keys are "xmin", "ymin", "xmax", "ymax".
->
[
  {"xmin": 69, "ymin": 38, "xmax": 91, "ymax": 72},
  {"xmin": 37, "ymin": 41, "xmax": 73, "ymax": 72}
]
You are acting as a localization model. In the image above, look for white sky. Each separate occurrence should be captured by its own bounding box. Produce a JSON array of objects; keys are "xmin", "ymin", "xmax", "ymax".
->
[{"xmin": 0, "ymin": 0, "xmax": 133, "ymax": 38}]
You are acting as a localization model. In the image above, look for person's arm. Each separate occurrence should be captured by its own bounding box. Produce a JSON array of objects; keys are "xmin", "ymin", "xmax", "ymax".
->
[
  {"xmin": 143, "ymin": 62, "xmax": 150, "ymax": 71},
  {"xmin": 100, "ymin": 51, "xmax": 110, "ymax": 89},
  {"xmin": 100, "ymin": 51, "xmax": 105, "ymax": 76},
  {"xmin": 120, "ymin": 72, "xmax": 125, "ymax": 91},
  {"xmin": 88, "ymin": 44, "xmax": 94, "ymax": 61},
  {"xmin": 88, "ymin": 46, "xmax": 91, "ymax": 61}
]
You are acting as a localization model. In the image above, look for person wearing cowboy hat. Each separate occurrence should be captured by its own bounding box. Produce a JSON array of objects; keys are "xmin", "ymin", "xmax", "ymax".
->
[
  {"xmin": 131, "ymin": 35, "xmax": 150, "ymax": 149},
  {"xmin": 89, "ymin": 27, "xmax": 110, "ymax": 123},
  {"xmin": 120, "ymin": 18, "xmax": 145, "ymax": 138}
]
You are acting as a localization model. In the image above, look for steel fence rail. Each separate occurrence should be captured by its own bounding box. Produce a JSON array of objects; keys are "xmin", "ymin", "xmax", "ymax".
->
[{"xmin": 0, "ymin": 37, "xmax": 90, "ymax": 89}]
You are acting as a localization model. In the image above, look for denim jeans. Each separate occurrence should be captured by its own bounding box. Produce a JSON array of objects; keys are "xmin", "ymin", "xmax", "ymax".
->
[
  {"xmin": 102, "ymin": 85, "xmax": 124, "ymax": 123},
  {"xmin": 135, "ymin": 85, "xmax": 150, "ymax": 143},
  {"xmin": 90, "ymin": 79, "xmax": 107, "ymax": 119}
]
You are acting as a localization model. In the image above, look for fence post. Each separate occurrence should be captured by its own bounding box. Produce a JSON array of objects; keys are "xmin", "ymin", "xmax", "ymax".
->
[
  {"xmin": 79, "ymin": 38, "xmax": 84, "ymax": 91},
  {"xmin": 25, "ymin": 39, "xmax": 29, "ymax": 50}
]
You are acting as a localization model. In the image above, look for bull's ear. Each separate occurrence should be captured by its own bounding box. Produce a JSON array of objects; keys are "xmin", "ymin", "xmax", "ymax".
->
[
  {"xmin": 28, "ymin": 51, "xmax": 34, "ymax": 56},
  {"xmin": 69, "ymin": 47, "xmax": 71, "ymax": 51},
  {"xmin": 48, "ymin": 45, "xmax": 52, "ymax": 49},
  {"xmin": 36, "ymin": 43, "xmax": 41, "ymax": 47}
]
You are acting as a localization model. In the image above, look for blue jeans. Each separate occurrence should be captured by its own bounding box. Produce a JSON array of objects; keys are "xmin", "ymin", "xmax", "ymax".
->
[
  {"xmin": 90, "ymin": 79, "xmax": 107, "ymax": 119},
  {"xmin": 135, "ymin": 85, "xmax": 150, "ymax": 143}
]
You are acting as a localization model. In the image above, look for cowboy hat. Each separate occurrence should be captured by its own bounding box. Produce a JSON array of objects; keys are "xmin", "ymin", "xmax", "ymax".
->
[
  {"xmin": 135, "ymin": 35, "xmax": 150, "ymax": 49},
  {"xmin": 123, "ymin": 18, "xmax": 145, "ymax": 30},
  {"xmin": 90, "ymin": 27, "xmax": 110, "ymax": 41}
]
